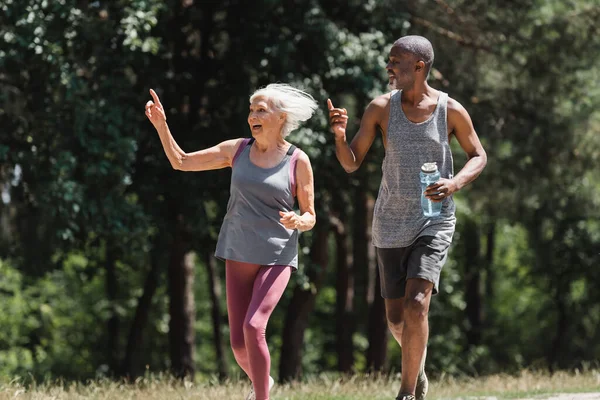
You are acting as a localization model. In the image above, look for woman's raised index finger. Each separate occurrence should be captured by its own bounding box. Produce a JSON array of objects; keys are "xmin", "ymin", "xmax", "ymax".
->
[{"xmin": 149, "ymin": 89, "xmax": 161, "ymax": 105}]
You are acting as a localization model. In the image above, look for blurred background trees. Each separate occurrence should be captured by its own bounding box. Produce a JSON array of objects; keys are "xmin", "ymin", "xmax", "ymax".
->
[{"xmin": 1, "ymin": 0, "xmax": 599, "ymax": 382}]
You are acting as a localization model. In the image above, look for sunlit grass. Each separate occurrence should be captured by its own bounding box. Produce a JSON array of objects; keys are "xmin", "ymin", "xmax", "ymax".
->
[{"xmin": 0, "ymin": 370, "xmax": 599, "ymax": 399}]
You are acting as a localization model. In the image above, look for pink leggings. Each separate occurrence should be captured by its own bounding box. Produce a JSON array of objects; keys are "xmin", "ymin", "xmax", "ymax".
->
[{"xmin": 226, "ymin": 260, "xmax": 292, "ymax": 400}]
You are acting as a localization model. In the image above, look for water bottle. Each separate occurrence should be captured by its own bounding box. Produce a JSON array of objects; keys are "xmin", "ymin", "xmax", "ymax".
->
[{"xmin": 420, "ymin": 162, "xmax": 442, "ymax": 217}]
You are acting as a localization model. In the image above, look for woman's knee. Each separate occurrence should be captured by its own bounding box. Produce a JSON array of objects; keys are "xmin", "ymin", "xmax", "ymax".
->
[
  {"xmin": 243, "ymin": 319, "xmax": 266, "ymax": 341},
  {"xmin": 230, "ymin": 331, "xmax": 246, "ymax": 354}
]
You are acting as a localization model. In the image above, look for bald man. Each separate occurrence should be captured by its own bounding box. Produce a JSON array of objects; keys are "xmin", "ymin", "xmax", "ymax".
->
[{"xmin": 327, "ymin": 36, "xmax": 487, "ymax": 400}]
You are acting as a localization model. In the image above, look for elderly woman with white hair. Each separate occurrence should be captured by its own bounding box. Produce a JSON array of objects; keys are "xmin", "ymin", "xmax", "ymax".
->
[{"xmin": 145, "ymin": 84, "xmax": 318, "ymax": 400}]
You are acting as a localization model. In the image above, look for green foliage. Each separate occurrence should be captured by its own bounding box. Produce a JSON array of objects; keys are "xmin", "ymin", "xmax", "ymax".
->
[
  {"xmin": 0, "ymin": 0, "xmax": 599, "ymax": 382},
  {"xmin": 0, "ymin": 257, "xmax": 105, "ymax": 379}
]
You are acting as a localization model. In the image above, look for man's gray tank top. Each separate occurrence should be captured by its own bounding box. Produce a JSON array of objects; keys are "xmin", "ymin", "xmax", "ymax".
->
[
  {"xmin": 215, "ymin": 138, "xmax": 300, "ymax": 269},
  {"xmin": 372, "ymin": 90, "xmax": 456, "ymax": 248}
]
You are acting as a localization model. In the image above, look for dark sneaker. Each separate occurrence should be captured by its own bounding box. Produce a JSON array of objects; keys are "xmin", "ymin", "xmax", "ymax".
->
[{"xmin": 396, "ymin": 394, "xmax": 416, "ymax": 400}]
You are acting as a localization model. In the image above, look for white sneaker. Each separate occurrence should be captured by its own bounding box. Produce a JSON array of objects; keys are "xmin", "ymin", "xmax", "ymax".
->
[
  {"xmin": 416, "ymin": 369, "xmax": 428, "ymax": 400},
  {"xmin": 245, "ymin": 376, "xmax": 275, "ymax": 400}
]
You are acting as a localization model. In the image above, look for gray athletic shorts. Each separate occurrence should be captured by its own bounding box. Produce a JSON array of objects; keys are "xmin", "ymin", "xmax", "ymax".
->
[{"xmin": 376, "ymin": 236, "xmax": 451, "ymax": 299}]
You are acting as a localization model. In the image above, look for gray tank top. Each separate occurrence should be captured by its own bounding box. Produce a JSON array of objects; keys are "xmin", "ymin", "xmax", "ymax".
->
[
  {"xmin": 372, "ymin": 90, "xmax": 456, "ymax": 248},
  {"xmin": 215, "ymin": 138, "xmax": 300, "ymax": 268}
]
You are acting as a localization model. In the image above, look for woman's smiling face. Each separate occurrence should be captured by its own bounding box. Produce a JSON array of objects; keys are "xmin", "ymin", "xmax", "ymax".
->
[{"xmin": 248, "ymin": 96, "xmax": 285, "ymax": 137}]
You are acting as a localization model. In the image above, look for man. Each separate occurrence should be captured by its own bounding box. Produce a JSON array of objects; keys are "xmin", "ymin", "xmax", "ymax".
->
[{"xmin": 328, "ymin": 35, "xmax": 487, "ymax": 400}]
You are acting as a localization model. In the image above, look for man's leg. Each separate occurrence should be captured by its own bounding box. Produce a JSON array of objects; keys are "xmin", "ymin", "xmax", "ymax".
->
[
  {"xmin": 397, "ymin": 235, "xmax": 449, "ymax": 398},
  {"xmin": 385, "ymin": 298, "xmax": 405, "ymax": 344},
  {"xmin": 380, "ymin": 241, "xmax": 430, "ymax": 400},
  {"xmin": 398, "ymin": 278, "xmax": 433, "ymax": 396},
  {"xmin": 385, "ymin": 297, "xmax": 428, "ymax": 400}
]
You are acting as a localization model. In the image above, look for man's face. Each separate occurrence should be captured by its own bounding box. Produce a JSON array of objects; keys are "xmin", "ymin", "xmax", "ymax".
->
[{"xmin": 386, "ymin": 45, "xmax": 417, "ymax": 90}]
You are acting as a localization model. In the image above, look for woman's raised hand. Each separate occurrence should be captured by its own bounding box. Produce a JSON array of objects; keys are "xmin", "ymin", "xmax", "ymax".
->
[{"xmin": 145, "ymin": 89, "xmax": 167, "ymax": 128}]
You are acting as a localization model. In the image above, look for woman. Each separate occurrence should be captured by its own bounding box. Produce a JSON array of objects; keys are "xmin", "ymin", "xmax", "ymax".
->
[{"xmin": 145, "ymin": 84, "xmax": 318, "ymax": 400}]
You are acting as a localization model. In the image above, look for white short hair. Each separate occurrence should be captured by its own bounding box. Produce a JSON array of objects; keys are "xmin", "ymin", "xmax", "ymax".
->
[{"xmin": 250, "ymin": 83, "xmax": 318, "ymax": 137}]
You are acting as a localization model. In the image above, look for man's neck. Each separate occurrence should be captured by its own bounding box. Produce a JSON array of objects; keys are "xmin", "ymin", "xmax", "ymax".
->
[{"xmin": 401, "ymin": 81, "xmax": 436, "ymax": 106}]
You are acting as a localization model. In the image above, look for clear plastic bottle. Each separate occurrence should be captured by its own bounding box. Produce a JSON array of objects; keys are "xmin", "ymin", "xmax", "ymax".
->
[{"xmin": 420, "ymin": 162, "xmax": 442, "ymax": 217}]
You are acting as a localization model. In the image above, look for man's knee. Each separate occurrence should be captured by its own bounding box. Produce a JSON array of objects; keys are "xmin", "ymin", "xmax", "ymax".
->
[
  {"xmin": 386, "ymin": 303, "xmax": 404, "ymax": 335},
  {"xmin": 403, "ymin": 290, "xmax": 431, "ymax": 324},
  {"xmin": 387, "ymin": 318, "xmax": 404, "ymax": 337}
]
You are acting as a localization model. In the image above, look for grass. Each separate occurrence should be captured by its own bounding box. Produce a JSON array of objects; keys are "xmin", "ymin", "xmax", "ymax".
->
[{"xmin": 0, "ymin": 370, "xmax": 599, "ymax": 400}]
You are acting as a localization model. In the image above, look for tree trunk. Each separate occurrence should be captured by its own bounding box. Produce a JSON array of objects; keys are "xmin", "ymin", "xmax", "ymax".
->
[
  {"xmin": 121, "ymin": 253, "xmax": 161, "ymax": 378},
  {"xmin": 463, "ymin": 217, "xmax": 482, "ymax": 347},
  {"xmin": 105, "ymin": 240, "xmax": 120, "ymax": 375},
  {"xmin": 205, "ymin": 251, "xmax": 227, "ymax": 381},
  {"xmin": 168, "ymin": 216, "xmax": 196, "ymax": 380},
  {"xmin": 549, "ymin": 282, "xmax": 568, "ymax": 370},
  {"xmin": 483, "ymin": 221, "xmax": 496, "ymax": 324},
  {"xmin": 365, "ymin": 196, "xmax": 388, "ymax": 371},
  {"xmin": 188, "ymin": 1, "xmax": 216, "ymax": 128},
  {"xmin": 367, "ymin": 270, "xmax": 388, "ymax": 371},
  {"xmin": 352, "ymin": 185, "xmax": 369, "ymax": 327},
  {"xmin": 332, "ymin": 202, "xmax": 354, "ymax": 373},
  {"xmin": 279, "ymin": 223, "xmax": 330, "ymax": 382}
]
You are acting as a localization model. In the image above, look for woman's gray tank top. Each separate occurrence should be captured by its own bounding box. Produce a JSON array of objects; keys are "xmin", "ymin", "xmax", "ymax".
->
[
  {"xmin": 215, "ymin": 138, "xmax": 300, "ymax": 268},
  {"xmin": 372, "ymin": 90, "xmax": 456, "ymax": 248}
]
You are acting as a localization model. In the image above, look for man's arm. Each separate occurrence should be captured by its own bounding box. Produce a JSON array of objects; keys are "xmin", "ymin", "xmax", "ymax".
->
[
  {"xmin": 424, "ymin": 98, "xmax": 487, "ymax": 201},
  {"xmin": 328, "ymin": 96, "xmax": 387, "ymax": 173}
]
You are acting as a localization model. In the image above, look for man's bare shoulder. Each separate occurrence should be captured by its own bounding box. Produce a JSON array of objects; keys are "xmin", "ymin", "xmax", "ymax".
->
[
  {"xmin": 446, "ymin": 96, "xmax": 470, "ymax": 117},
  {"xmin": 364, "ymin": 92, "xmax": 392, "ymax": 121},
  {"xmin": 370, "ymin": 92, "xmax": 393, "ymax": 109},
  {"xmin": 446, "ymin": 95, "xmax": 477, "ymax": 135}
]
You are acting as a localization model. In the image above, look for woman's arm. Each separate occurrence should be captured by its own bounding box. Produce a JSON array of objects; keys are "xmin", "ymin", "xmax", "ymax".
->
[
  {"xmin": 145, "ymin": 88, "xmax": 242, "ymax": 171},
  {"xmin": 279, "ymin": 151, "xmax": 316, "ymax": 232}
]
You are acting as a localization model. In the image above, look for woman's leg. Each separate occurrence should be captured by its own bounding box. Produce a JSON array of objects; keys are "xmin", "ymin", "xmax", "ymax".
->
[
  {"xmin": 225, "ymin": 260, "xmax": 262, "ymax": 378},
  {"xmin": 244, "ymin": 265, "xmax": 292, "ymax": 400}
]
